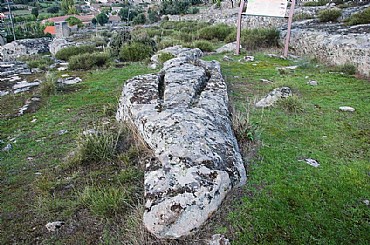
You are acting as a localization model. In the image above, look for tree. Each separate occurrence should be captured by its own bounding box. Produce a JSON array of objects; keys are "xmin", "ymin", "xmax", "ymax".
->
[
  {"xmin": 66, "ymin": 16, "xmax": 83, "ymax": 28},
  {"xmin": 31, "ymin": 8, "xmax": 39, "ymax": 19},
  {"xmin": 95, "ymin": 13, "xmax": 108, "ymax": 26},
  {"xmin": 61, "ymin": 0, "xmax": 76, "ymax": 14},
  {"xmin": 132, "ymin": 13, "xmax": 146, "ymax": 25},
  {"xmin": 118, "ymin": 7, "xmax": 139, "ymax": 22},
  {"xmin": 47, "ymin": 6, "xmax": 60, "ymax": 14}
]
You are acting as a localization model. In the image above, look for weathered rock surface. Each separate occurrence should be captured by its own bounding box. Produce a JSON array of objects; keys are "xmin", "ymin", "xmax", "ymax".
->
[
  {"xmin": 116, "ymin": 50, "xmax": 246, "ymax": 239},
  {"xmin": 255, "ymin": 87, "xmax": 292, "ymax": 108},
  {"xmin": 208, "ymin": 234, "xmax": 231, "ymax": 245},
  {"xmin": 45, "ymin": 221, "xmax": 65, "ymax": 232},
  {"xmin": 0, "ymin": 38, "xmax": 51, "ymax": 62},
  {"xmin": 216, "ymin": 42, "xmax": 239, "ymax": 53},
  {"xmin": 150, "ymin": 45, "xmax": 203, "ymax": 67}
]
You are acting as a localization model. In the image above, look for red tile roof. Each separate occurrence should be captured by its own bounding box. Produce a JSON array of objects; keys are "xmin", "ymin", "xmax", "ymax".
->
[{"xmin": 44, "ymin": 26, "xmax": 56, "ymax": 35}]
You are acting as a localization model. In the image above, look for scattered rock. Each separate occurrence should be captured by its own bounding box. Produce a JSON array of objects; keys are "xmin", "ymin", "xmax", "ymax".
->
[
  {"xmin": 13, "ymin": 81, "xmax": 41, "ymax": 94},
  {"xmin": 223, "ymin": 55, "xmax": 233, "ymax": 62},
  {"xmin": 2, "ymin": 143, "xmax": 12, "ymax": 152},
  {"xmin": 116, "ymin": 51, "xmax": 246, "ymax": 239},
  {"xmin": 45, "ymin": 221, "xmax": 65, "ymax": 232},
  {"xmin": 57, "ymin": 66, "xmax": 68, "ymax": 71},
  {"xmin": 339, "ymin": 106, "xmax": 355, "ymax": 112},
  {"xmin": 57, "ymin": 76, "xmax": 82, "ymax": 85},
  {"xmin": 209, "ymin": 234, "xmax": 231, "ymax": 245},
  {"xmin": 363, "ymin": 199, "xmax": 369, "ymax": 206},
  {"xmin": 260, "ymin": 78, "xmax": 273, "ymax": 83},
  {"xmin": 216, "ymin": 42, "xmax": 239, "ymax": 53},
  {"xmin": 301, "ymin": 158, "xmax": 320, "ymax": 168},
  {"xmin": 239, "ymin": 56, "xmax": 254, "ymax": 62},
  {"xmin": 149, "ymin": 63, "xmax": 157, "ymax": 70},
  {"xmin": 0, "ymin": 90, "xmax": 9, "ymax": 97},
  {"xmin": 83, "ymin": 129, "xmax": 98, "ymax": 136},
  {"xmin": 31, "ymin": 118, "xmax": 37, "ymax": 123},
  {"xmin": 307, "ymin": 80, "xmax": 318, "ymax": 86},
  {"xmin": 255, "ymin": 87, "xmax": 292, "ymax": 108},
  {"xmin": 58, "ymin": 130, "xmax": 68, "ymax": 135},
  {"xmin": 266, "ymin": 53, "xmax": 286, "ymax": 59},
  {"xmin": 0, "ymin": 37, "xmax": 51, "ymax": 62}
]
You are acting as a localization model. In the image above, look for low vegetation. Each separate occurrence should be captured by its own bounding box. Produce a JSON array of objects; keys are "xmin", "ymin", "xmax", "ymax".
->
[
  {"xmin": 345, "ymin": 7, "xmax": 370, "ymax": 25},
  {"xmin": 55, "ymin": 45, "xmax": 96, "ymax": 61},
  {"xmin": 68, "ymin": 52, "xmax": 110, "ymax": 70},
  {"xmin": 119, "ymin": 42, "xmax": 153, "ymax": 62},
  {"xmin": 318, "ymin": 8, "xmax": 342, "ymax": 22}
]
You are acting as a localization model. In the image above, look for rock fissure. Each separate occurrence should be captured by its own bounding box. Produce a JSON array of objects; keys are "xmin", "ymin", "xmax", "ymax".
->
[{"xmin": 116, "ymin": 47, "xmax": 246, "ymax": 239}]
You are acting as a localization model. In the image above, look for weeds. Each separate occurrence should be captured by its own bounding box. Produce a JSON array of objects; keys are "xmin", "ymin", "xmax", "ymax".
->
[
  {"xmin": 55, "ymin": 45, "xmax": 96, "ymax": 61},
  {"xmin": 232, "ymin": 107, "xmax": 259, "ymax": 144},
  {"xmin": 158, "ymin": 52, "xmax": 175, "ymax": 64},
  {"xmin": 39, "ymin": 72, "xmax": 57, "ymax": 97},
  {"xmin": 344, "ymin": 7, "xmax": 370, "ymax": 25},
  {"xmin": 68, "ymin": 52, "xmax": 110, "ymax": 70},
  {"xmin": 72, "ymin": 126, "xmax": 120, "ymax": 166},
  {"xmin": 119, "ymin": 42, "xmax": 153, "ymax": 62},
  {"xmin": 276, "ymin": 95, "xmax": 304, "ymax": 113},
  {"xmin": 318, "ymin": 9, "xmax": 342, "ymax": 22},
  {"xmin": 335, "ymin": 63, "xmax": 357, "ymax": 75},
  {"xmin": 191, "ymin": 40, "xmax": 214, "ymax": 52},
  {"xmin": 79, "ymin": 186, "xmax": 130, "ymax": 217}
]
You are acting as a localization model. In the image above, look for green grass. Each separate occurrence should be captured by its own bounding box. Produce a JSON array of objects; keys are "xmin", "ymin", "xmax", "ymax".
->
[
  {"xmin": 204, "ymin": 53, "xmax": 370, "ymax": 244},
  {"xmin": 0, "ymin": 64, "xmax": 152, "ymax": 244}
]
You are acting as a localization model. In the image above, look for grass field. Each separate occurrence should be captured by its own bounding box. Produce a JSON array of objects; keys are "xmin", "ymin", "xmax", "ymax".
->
[{"xmin": 0, "ymin": 52, "xmax": 369, "ymax": 244}]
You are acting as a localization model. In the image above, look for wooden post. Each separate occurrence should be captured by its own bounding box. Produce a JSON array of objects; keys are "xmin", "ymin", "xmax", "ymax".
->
[
  {"xmin": 235, "ymin": 0, "xmax": 245, "ymax": 55},
  {"xmin": 283, "ymin": 0, "xmax": 296, "ymax": 57}
]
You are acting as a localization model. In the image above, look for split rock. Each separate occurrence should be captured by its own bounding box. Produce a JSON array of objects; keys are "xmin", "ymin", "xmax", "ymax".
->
[
  {"xmin": 255, "ymin": 87, "xmax": 292, "ymax": 108},
  {"xmin": 116, "ymin": 53, "xmax": 246, "ymax": 239}
]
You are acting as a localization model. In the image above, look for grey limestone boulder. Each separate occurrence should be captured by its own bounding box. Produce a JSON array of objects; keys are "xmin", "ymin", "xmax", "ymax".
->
[
  {"xmin": 116, "ymin": 51, "xmax": 246, "ymax": 239},
  {"xmin": 255, "ymin": 87, "xmax": 292, "ymax": 108}
]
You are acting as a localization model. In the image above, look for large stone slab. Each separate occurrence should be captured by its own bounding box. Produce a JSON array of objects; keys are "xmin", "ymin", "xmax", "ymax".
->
[
  {"xmin": 116, "ymin": 51, "xmax": 246, "ymax": 239},
  {"xmin": 0, "ymin": 38, "xmax": 51, "ymax": 62}
]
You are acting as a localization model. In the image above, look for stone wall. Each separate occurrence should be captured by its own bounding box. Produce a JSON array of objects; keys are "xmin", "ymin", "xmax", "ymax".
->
[{"xmin": 0, "ymin": 37, "xmax": 51, "ymax": 62}]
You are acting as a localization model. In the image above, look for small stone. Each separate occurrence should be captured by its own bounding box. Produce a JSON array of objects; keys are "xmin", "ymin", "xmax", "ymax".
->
[
  {"xmin": 244, "ymin": 56, "xmax": 254, "ymax": 62},
  {"xmin": 149, "ymin": 63, "xmax": 157, "ymax": 69},
  {"xmin": 57, "ymin": 67, "xmax": 67, "ymax": 71},
  {"xmin": 0, "ymin": 90, "xmax": 9, "ymax": 97},
  {"xmin": 83, "ymin": 129, "xmax": 98, "ymax": 135},
  {"xmin": 363, "ymin": 199, "xmax": 369, "ymax": 206},
  {"xmin": 302, "ymin": 158, "xmax": 320, "ymax": 168},
  {"xmin": 2, "ymin": 143, "xmax": 12, "ymax": 152},
  {"xmin": 45, "ymin": 221, "xmax": 65, "ymax": 232},
  {"xmin": 307, "ymin": 80, "xmax": 318, "ymax": 86},
  {"xmin": 255, "ymin": 87, "xmax": 292, "ymax": 108},
  {"xmin": 209, "ymin": 234, "xmax": 231, "ymax": 245},
  {"xmin": 27, "ymin": 157, "xmax": 34, "ymax": 161},
  {"xmin": 61, "ymin": 74, "xmax": 69, "ymax": 78},
  {"xmin": 31, "ymin": 118, "xmax": 37, "ymax": 123},
  {"xmin": 223, "ymin": 55, "xmax": 233, "ymax": 62},
  {"xmin": 339, "ymin": 106, "xmax": 355, "ymax": 112},
  {"xmin": 305, "ymin": 76, "xmax": 309, "ymax": 79},
  {"xmin": 35, "ymin": 172, "xmax": 42, "ymax": 175},
  {"xmin": 58, "ymin": 130, "xmax": 68, "ymax": 135},
  {"xmin": 260, "ymin": 79, "xmax": 273, "ymax": 83}
]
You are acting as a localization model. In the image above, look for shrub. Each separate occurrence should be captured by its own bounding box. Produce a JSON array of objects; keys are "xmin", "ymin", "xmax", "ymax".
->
[
  {"xmin": 335, "ymin": 63, "xmax": 357, "ymax": 75},
  {"xmin": 345, "ymin": 7, "xmax": 370, "ymax": 25},
  {"xmin": 40, "ymin": 72, "xmax": 57, "ymax": 97},
  {"xmin": 318, "ymin": 9, "xmax": 342, "ymax": 22},
  {"xmin": 191, "ymin": 40, "xmax": 214, "ymax": 52},
  {"xmin": 66, "ymin": 16, "xmax": 83, "ymax": 28},
  {"xmin": 24, "ymin": 55, "xmax": 53, "ymax": 70},
  {"xmin": 303, "ymin": 0, "xmax": 329, "ymax": 7},
  {"xmin": 276, "ymin": 96, "xmax": 304, "ymax": 113},
  {"xmin": 241, "ymin": 28, "xmax": 280, "ymax": 50},
  {"xmin": 198, "ymin": 23, "xmax": 234, "ymax": 41},
  {"xmin": 187, "ymin": 7, "xmax": 199, "ymax": 14},
  {"xmin": 293, "ymin": 12, "xmax": 314, "ymax": 21},
  {"xmin": 160, "ymin": 0, "xmax": 191, "ymax": 15},
  {"xmin": 47, "ymin": 6, "xmax": 59, "ymax": 14},
  {"xmin": 68, "ymin": 52, "xmax": 109, "ymax": 70},
  {"xmin": 171, "ymin": 31, "xmax": 194, "ymax": 42},
  {"xmin": 80, "ymin": 186, "xmax": 129, "ymax": 217},
  {"xmin": 119, "ymin": 42, "xmax": 153, "ymax": 62},
  {"xmin": 158, "ymin": 52, "xmax": 175, "ymax": 64},
  {"xmin": 132, "ymin": 13, "xmax": 146, "ymax": 25},
  {"xmin": 157, "ymin": 39, "xmax": 185, "ymax": 50},
  {"xmin": 55, "ymin": 45, "xmax": 96, "ymax": 61}
]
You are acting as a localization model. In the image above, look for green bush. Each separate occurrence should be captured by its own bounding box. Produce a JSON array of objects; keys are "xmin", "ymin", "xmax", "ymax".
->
[
  {"xmin": 198, "ymin": 23, "xmax": 234, "ymax": 41},
  {"xmin": 23, "ymin": 55, "xmax": 53, "ymax": 70},
  {"xmin": 157, "ymin": 39, "xmax": 185, "ymax": 50},
  {"xmin": 187, "ymin": 7, "xmax": 199, "ymax": 14},
  {"xmin": 240, "ymin": 28, "xmax": 280, "ymax": 50},
  {"xmin": 191, "ymin": 40, "xmax": 214, "ymax": 52},
  {"xmin": 171, "ymin": 31, "xmax": 194, "ymax": 42},
  {"xmin": 40, "ymin": 72, "xmax": 57, "ymax": 97},
  {"xmin": 318, "ymin": 9, "xmax": 342, "ymax": 22},
  {"xmin": 132, "ymin": 13, "xmax": 146, "ymax": 25},
  {"xmin": 158, "ymin": 52, "xmax": 175, "ymax": 64},
  {"xmin": 345, "ymin": 7, "xmax": 370, "ymax": 25},
  {"xmin": 303, "ymin": 0, "xmax": 329, "ymax": 6},
  {"xmin": 55, "ymin": 45, "xmax": 96, "ymax": 61},
  {"xmin": 119, "ymin": 42, "xmax": 153, "ymax": 62},
  {"xmin": 293, "ymin": 12, "xmax": 314, "ymax": 21},
  {"xmin": 276, "ymin": 96, "xmax": 304, "ymax": 113},
  {"xmin": 335, "ymin": 63, "xmax": 357, "ymax": 75},
  {"xmin": 68, "ymin": 52, "xmax": 109, "ymax": 70}
]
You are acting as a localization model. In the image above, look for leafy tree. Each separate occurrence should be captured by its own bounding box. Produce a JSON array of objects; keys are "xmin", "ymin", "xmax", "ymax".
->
[
  {"xmin": 31, "ymin": 8, "xmax": 39, "ymax": 19},
  {"xmin": 92, "ymin": 17, "xmax": 97, "ymax": 25},
  {"xmin": 96, "ymin": 13, "xmax": 108, "ymax": 26},
  {"xmin": 66, "ymin": 16, "xmax": 83, "ymax": 28},
  {"xmin": 61, "ymin": 0, "xmax": 77, "ymax": 14},
  {"xmin": 118, "ymin": 7, "xmax": 139, "ymax": 21},
  {"xmin": 132, "ymin": 13, "xmax": 146, "ymax": 25},
  {"xmin": 148, "ymin": 7, "xmax": 160, "ymax": 23}
]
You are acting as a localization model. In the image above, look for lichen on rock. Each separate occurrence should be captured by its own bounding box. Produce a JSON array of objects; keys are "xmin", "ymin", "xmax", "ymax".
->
[{"xmin": 116, "ymin": 48, "xmax": 246, "ymax": 239}]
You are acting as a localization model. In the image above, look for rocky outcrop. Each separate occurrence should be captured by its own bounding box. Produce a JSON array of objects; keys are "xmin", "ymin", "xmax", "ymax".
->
[
  {"xmin": 255, "ymin": 87, "xmax": 292, "ymax": 108},
  {"xmin": 49, "ymin": 38, "xmax": 72, "ymax": 56},
  {"xmin": 0, "ymin": 37, "xmax": 51, "ymax": 61},
  {"xmin": 116, "ymin": 49, "xmax": 246, "ymax": 239}
]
